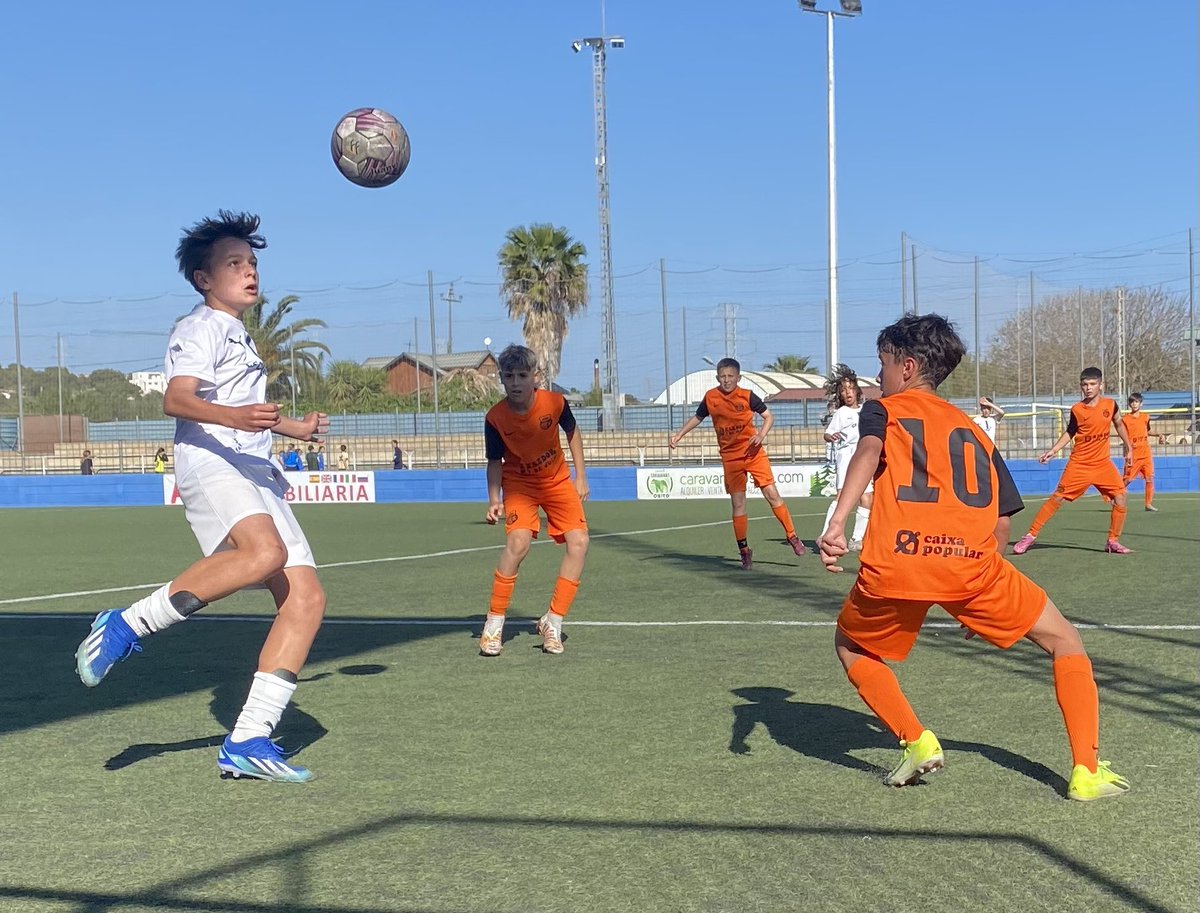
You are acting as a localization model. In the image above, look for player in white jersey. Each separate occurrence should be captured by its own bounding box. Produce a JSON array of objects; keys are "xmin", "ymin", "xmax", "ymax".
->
[
  {"xmin": 75, "ymin": 211, "xmax": 328, "ymax": 783},
  {"xmin": 822, "ymin": 364, "xmax": 872, "ymax": 550}
]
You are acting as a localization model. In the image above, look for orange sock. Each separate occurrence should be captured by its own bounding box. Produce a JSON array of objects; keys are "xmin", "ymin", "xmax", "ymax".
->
[
  {"xmin": 1144, "ymin": 480, "xmax": 1154, "ymax": 507},
  {"xmin": 1027, "ymin": 497, "xmax": 1063, "ymax": 537},
  {"xmin": 846, "ymin": 655, "xmax": 923, "ymax": 743},
  {"xmin": 771, "ymin": 504, "xmax": 796, "ymax": 538},
  {"xmin": 489, "ymin": 571, "xmax": 517, "ymax": 614},
  {"xmin": 732, "ymin": 514, "xmax": 748, "ymax": 544},
  {"xmin": 1107, "ymin": 504, "xmax": 1127, "ymax": 540},
  {"xmin": 1053, "ymin": 653, "xmax": 1099, "ymax": 772},
  {"xmin": 549, "ymin": 576, "xmax": 580, "ymax": 617}
]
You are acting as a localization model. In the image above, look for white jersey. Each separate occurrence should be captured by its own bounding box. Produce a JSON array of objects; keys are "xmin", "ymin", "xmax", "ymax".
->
[
  {"xmin": 972, "ymin": 414, "xmax": 997, "ymax": 442},
  {"xmin": 165, "ymin": 303, "xmax": 275, "ymax": 481},
  {"xmin": 827, "ymin": 404, "xmax": 862, "ymax": 453}
]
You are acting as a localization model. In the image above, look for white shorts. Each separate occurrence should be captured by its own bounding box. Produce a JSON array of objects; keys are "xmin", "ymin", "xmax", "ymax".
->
[
  {"xmin": 176, "ymin": 461, "xmax": 315, "ymax": 569},
  {"xmin": 834, "ymin": 448, "xmax": 874, "ymax": 494}
]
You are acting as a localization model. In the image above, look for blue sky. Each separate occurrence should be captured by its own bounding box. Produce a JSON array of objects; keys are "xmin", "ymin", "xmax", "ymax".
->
[{"xmin": 0, "ymin": 1, "xmax": 1195, "ymax": 396}]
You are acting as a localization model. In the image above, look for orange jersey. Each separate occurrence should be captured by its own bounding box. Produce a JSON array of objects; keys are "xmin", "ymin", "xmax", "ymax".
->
[
  {"xmin": 856, "ymin": 389, "xmax": 1023, "ymax": 602},
  {"xmin": 1122, "ymin": 411, "xmax": 1152, "ymax": 459},
  {"xmin": 1065, "ymin": 397, "xmax": 1119, "ymax": 468},
  {"xmin": 484, "ymin": 389, "xmax": 576, "ymax": 489},
  {"xmin": 697, "ymin": 386, "xmax": 767, "ymax": 459}
]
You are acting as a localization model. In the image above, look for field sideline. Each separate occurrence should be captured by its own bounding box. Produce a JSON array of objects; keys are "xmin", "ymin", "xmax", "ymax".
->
[{"xmin": 1, "ymin": 497, "xmax": 1197, "ymax": 913}]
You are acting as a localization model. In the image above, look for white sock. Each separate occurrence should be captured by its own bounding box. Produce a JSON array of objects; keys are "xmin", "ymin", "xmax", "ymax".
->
[
  {"xmin": 544, "ymin": 611, "xmax": 564, "ymax": 636},
  {"xmin": 120, "ymin": 584, "xmax": 185, "ymax": 637},
  {"xmin": 852, "ymin": 506, "xmax": 870, "ymax": 542},
  {"xmin": 823, "ymin": 501, "xmax": 840, "ymax": 538},
  {"xmin": 483, "ymin": 612, "xmax": 505, "ymax": 636},
  {"xmin": 230, "ymin": 672, "xmax": 297, "ymax": 743}
]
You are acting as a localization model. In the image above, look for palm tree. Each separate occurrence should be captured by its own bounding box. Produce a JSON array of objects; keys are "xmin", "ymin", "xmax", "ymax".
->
[
  {"xmin": 498, "ymin": 224, "xmax": 588, "ymax": 389},
  {"xmin": 242, "ymin": 295, "xmax": 330, "ymax": 402},
  {"xmin": 764, "ymin": 355, "xmax": 817, "ymax": 374},
  {"xmin": 324, "ymin": 360, "xmax": 387, "ymax": 411}
]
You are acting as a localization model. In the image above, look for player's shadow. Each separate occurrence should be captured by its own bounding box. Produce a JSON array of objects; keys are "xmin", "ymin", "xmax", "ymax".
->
[
  {"xmin": 729, "ymin": 687, "xmax": 1066, "ymax": 794},
  {"xmin": 104, "ymin": 664, "xmax": 386, "ymax": 771}
]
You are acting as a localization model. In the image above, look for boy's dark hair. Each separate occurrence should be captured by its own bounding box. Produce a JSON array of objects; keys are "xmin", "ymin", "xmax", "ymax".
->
[
  {"xmin": 176, "ymin": 210, "xmax": 266, "ymax": 293},
  {"xmin": 498, "ymin": 344, "xmax": 537, "ymax": 374},
  {"xmin": 1081, "ymin": 366, "xmax": 1103, "ymax": 382},
  {"xmin": 715, "ymin": 357, "xmax": 740, "ymax": 373},
  {"xmin": 824, "ymin": 363, "xmax": 863, "ymax": 407},
  {"xmin": 1127, "ymin": 391, "xmax": 1143, "ymax": 404},
  {"xmin": 876, "ymin": 314, "xmax": 965, "ymax": 388}
]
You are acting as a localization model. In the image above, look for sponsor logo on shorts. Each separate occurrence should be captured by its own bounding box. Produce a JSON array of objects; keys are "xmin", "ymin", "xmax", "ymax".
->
[{"xmin": 507, "ymin": 511, "xmax": 519, "ymax": 525}]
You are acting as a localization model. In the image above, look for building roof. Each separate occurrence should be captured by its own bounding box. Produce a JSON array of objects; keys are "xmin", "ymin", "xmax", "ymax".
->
[
  {"xmin": 363, "ymin": 350, "xmax": 496, "ymax": 373},
  {"xmin": 652, "ymin": 369, "xmax": 878, "ymax": 404}
]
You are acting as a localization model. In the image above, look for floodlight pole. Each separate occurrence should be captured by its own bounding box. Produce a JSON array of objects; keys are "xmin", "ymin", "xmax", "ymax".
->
[
  {"xmin": 574, "ymin": 34, "xmax": 623, "ymax": 430},
  {"xmin": 800, "ymin": 3, "xmax": 861, "ymax": 373}
]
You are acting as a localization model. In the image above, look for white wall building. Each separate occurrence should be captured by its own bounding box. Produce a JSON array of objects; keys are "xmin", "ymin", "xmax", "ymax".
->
[{"xmin": 129, "ymin": 370, "xmax": 167, "ymax": 396}]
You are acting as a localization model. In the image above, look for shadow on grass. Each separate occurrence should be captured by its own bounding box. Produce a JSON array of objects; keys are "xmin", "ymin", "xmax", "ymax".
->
[
  {"xmin": 728, "ymin": 687, "xmax": 1066, "ymax": 794},
  {"xmin": 0, "ymin": 616, "xmax": 447, "ymax": 743},
  {"xmin": 930, "ymin": 635, "xmax": 1200, "ymax": 734},
  {"xmin": 0, "ymin": 808, "xmax": 1180, "ymax": 913}
]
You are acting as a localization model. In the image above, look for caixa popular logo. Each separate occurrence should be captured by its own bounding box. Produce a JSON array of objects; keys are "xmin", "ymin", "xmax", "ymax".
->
[{"xmin": 645, "ymin": 471, "xmax": 674, "ymax": 498}]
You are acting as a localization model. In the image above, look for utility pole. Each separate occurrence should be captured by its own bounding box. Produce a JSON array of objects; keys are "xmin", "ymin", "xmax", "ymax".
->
[
  {"xmin": 1029, "ymin": 272, "xmax": 1037, "ymax": 403},
  {"xmin": 572, "ymin": 31, "xmax": 625, "ymax": 430},
  {"xmin": 57, "ymin": 334, "xmax": 64, "ymax": 443},
  {"xmin": 660, "ymin": 258, "xmax": 672, "ymax": 431},
  {"xmin": 721, "ymin": 302, "xmax": 739, "ymax": 358},
  {"xmin": 413, "ymin": 316, "xmax": 421, "ymax": 414},
  {"xmin": 12, "ymin": 292, "xmax": 24, "ymax": 452},
  {"xmin": 1116, "ymin": 286, "xmax": 1127, "ymax": 402},
  {"xmin": 910, "ymin": 244, "xmax": 919, "ymax": 316},
  {"xmin": 428, "ymin": 270, "xmax": 441, "ymax": 467},
  {"xmin": 901, "ymin": 231, "xmax": 908, "ymax": 315},
  {"xmin": 441, "ymin": 283, "xmax": 461, "ymax": 354}
]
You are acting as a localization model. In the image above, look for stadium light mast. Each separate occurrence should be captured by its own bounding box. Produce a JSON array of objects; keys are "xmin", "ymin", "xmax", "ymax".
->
[
  {"xmin": 799, "ymin": 0, "xmax": 861, "ymax": 373},
  {"xmin": 572, "ymin": 32, "xmax": 624, "ymax": 430}
]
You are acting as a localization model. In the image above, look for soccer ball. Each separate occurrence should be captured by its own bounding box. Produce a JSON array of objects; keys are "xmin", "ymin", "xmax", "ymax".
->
[{"xmin": 330, "ymin": 108, "xmax": 411, "ymax": 188}]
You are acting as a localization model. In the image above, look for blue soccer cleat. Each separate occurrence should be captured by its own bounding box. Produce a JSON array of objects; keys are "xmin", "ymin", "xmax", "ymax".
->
[
  {"xmin": 218, "ymin": 736, "xmax": 314, "ymax": 783},
  {"xmin": 76, "ymin": 609, "xmax": 142, "ymax": 687}
]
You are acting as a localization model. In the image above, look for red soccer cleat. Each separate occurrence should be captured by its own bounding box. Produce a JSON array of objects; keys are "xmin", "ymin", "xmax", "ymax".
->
[
  {"xmin": 1104, "ymin": 539, "xmax": 1133, "ymax": 554},
  {"xmin": 787, "ymin": 535, "xmax": 807, "ymax": 556},
  {"xmin": 739, "ymin": 547, "xmax": 753, "ymax": 570}
]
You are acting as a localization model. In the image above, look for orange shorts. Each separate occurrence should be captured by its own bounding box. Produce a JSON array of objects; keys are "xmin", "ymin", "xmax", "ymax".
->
[
  {"xmin": 837, "ymin": 562, "xmax": 1048, "ymax": 662},
  {"xmin": 1054, "ymin": 460, "xmax": 1124, "ymax": 502},
  {"xmin": 503, "ymin": 481, "xmax": 587, "ymax": 543},
  {"xmin": 723, "ymin": 448, "xmax": 775, "ymax": 495},
  {"xmin": 1122, "ymin": 455, "xmax": 1153, "ymax": 483}
]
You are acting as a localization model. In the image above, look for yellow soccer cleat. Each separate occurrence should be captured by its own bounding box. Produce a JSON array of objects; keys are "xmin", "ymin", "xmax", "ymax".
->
[
  {"xmin": 1067, "ymin": 761, "xmax": 1130, "ymax": 801},
  {"xmin": 884, "ymin": 730, "xmax": 944, "ymax": 787}
]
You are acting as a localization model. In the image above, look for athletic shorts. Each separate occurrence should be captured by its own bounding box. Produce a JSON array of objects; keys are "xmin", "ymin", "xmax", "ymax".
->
[
  {"xmin": 1122, "ymin": 456, "xmax": 1153, "ymax": 483},
  {"xmin": 176, "ymin": 461, "xmax": 315, "ymax": 569},
  {"xmin": 834, "ymin": 448, "xmax": 874, "ymax": 494},
  {"xmin": 723, "ymin": 448, "xmax": 775, "ymax": 495},
  {"xmin": 503, "ymin": 481, "xmax": 588, "ymax": 543},
  {"xmin": 1054, "ymin": 460, "xmax": 1125, "ymax": 502},
  {"xmin": 836, "ymin": 561, "xmax": 1047, "ymax": 662}
]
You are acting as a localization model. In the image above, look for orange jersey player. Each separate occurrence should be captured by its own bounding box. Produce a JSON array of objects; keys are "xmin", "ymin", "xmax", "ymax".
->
[
  {"xmin": 817, "ymin": 313, "xmax": 1128, "ymax": 801},
  {"xmin": 480, "ymin": 344, "xmax": 589, "ymax": 657},
  {"xmin": 1011, "ymin": 367, "xmax": 1134, "ymax": 556},
  {"xmin": 1120, "ymin": 392, "xmax": 1158, "ymax": 511},
  {"xmin": 668, "ymin": 357, "xmax": 806, "ymax": 569}
]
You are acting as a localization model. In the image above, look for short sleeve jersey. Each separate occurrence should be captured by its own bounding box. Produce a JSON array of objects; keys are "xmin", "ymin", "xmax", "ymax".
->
[
  {"xmin": 971, "ymin": 414, "xmax": 997, "ymax": 443},
  {"xmin": 695, "ymin": 387, "xmax": 767, "ymax": 459},
  {"xmin": 855, "ymin": 389, "xmax": 1024, "ymax": 602},
  {"xmin": 1065, "ymin": 397, "xmax": 1119, "ymax": 468},
  {"xmin": 1122, "ymin": 411, "xmax": 1151, "ymax": 459},
  {"xmin": 826, "ymin": 404, "xmax": 862, "ymax": 453},
  {"xmin": 165, "ymin": 303, "xmax": 273, "ymax": 480},
  {"xmin": 485, "ymin": 389, "xmax": 577, "ymax": 489}
]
